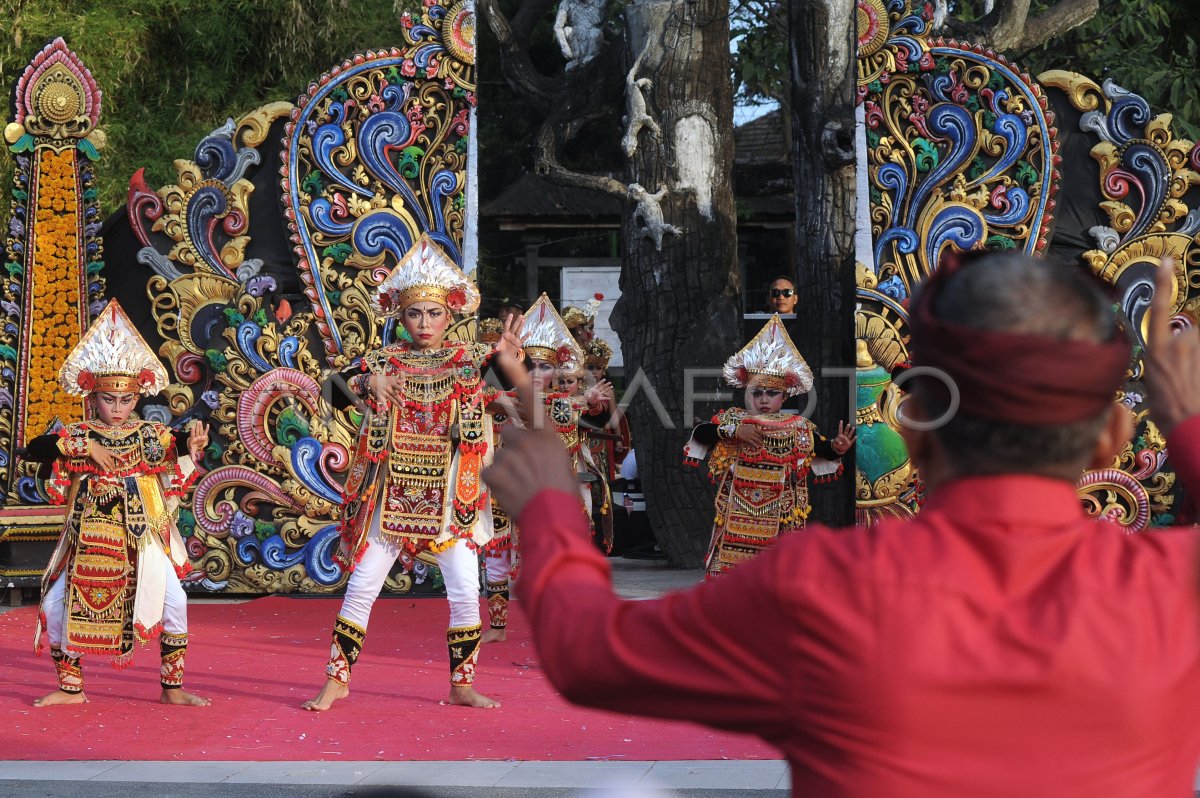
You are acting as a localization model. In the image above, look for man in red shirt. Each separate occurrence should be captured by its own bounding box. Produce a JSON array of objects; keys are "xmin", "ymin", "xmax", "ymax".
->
[{"xmin": 485, "ymin": 252, "xmax": 1200, "ymax": 797}]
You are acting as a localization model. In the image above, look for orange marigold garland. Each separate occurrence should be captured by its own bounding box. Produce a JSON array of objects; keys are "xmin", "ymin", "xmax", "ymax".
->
[{"xmin": 25, "ymin": 147, "xmax": 85, "ymax": 440}]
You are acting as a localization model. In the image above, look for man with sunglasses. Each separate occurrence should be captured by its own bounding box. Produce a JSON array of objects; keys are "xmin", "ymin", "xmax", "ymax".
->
[{"xmin": 765, "ymin": 276, "xmax": 797, "ymax": 314}]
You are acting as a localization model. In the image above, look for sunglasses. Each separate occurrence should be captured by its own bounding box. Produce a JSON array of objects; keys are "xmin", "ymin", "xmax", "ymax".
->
[{"xmin": 769, "ymin": 288, "xmax": 795, "ymax": 298}]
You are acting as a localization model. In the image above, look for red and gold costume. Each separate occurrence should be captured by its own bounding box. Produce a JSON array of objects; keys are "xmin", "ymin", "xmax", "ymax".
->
[
  {"xmin": 320, "ymin": 234, "xmax": 497, "ymax": 691},
  {"xmin": 336, "ymin": 340, "xmax": 494, "ymax": 561},
  {"xmin": 684, "ymin": 316, "xmax": 842, "ymax": 577},
  {"xmin": 28, "ymin": 301, "xmax": 200, "ymax": 695},
  {"xmin": 690, "ymin": 408, "xmax": 841, "ymax": 576}
]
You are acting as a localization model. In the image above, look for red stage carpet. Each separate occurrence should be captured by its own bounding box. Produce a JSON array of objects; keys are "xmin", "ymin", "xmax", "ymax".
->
[{"xmin": 0, "ymin": 596, "xmax": 777, "ymax": 762}]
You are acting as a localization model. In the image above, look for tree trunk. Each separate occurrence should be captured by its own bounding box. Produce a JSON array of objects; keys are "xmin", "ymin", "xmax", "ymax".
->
[
  {"xmin": 788, "ymin": 0, "xmax": 857, "ymax": 526},
  {"xmin": 609, "ymin": 0, "xmax": 742, "ymax": 568}
]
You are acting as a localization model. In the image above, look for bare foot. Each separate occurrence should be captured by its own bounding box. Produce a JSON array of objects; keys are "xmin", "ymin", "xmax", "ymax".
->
[
  {"xmin": 160, "ymin": 688, "xmax": 211, "ymax": 706},
  {"xmin": 446, "ymin": 684, "xmax": 500, "ymax": 708},
  {"xmin": 33, "ymin": 689, "xmax": 87, "ymax": 707},
  {"xmin": 301, "ymin": 678, "xmax": 349, "ymax": 711},
  {"xmin": 481, "ymin": 627, "xmax": 507, "ymax": 644}
]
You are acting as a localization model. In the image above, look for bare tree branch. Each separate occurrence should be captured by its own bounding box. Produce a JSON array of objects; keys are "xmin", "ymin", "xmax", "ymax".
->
[
  {"xmin": 940, "ymin": 0, "xmax": 1098, "ymax": 51},
  {"xmin": 1015, "ymin": 0, "xmax": 1100, "ymax": 49},
  {"xmin": 479, "ymin": 0, "xmax": 563, "ymax": 106}
]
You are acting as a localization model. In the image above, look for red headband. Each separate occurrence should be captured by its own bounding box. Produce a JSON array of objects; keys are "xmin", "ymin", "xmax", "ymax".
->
[{"xmin": 907, "ymin": 254, "xmax": 1131, "ymax": 425}]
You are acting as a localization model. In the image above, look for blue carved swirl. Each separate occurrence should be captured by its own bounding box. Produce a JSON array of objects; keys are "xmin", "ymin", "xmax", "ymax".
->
[
  {"xmin": 906, "ymin": 104, "xmax": 976, "ymax": 229},
  {"xmin": 309, "ymin": 198, "xmax": 355, "ymax": 237},
  {"xmin": 925, "ymin": 206, "xmax": 986, "ymax": 269},
  {"xmin": 352, "ymin": 212, "xmax": 414, "ymax": 264},
  {"xmin": 16, "ymin": 475, "xmax": 45, "ymax": 504},
  {"xmin": 1108, "ymin": 93, "xmax": 1152, "ymax": 144},
  {"xmin": 875, "ymin": 227, "xmax": 919, "ymax": 268},
  {"xmin": 358, "ymin": 112, "xmax": 428, "ymax": 227},
  {"xmin": 311, "ymin": 123, "xmax": 362, "ymax": 196},
  {"xmin": 278, "ymin": 336, "xmax": 300, "ymax": 369},
  {"xmin": 983, "ymin": 187, "xmax": 1031, "ymax": 226},
  {"xmin": 235, "ymin": 524, "xmax": 342, "ymax": 586},
  {"xmin": 186, "ymin": 185, "xmax": 235, "ymax": 277},
  {"xmin": 972, "ymin": 113, "xmax": 1027, "ymax": 185},
  {"xmin": 427, "ymin": 169, "xmax": 459, "ymax": 242},
  {"xmin": 194, "ymin": 129, "xmax": 259, "ymax": 184},
  {"xmin": 876, "ymin": 163, "xmax": 909, "ymax": 227},
  {"xmin": 290, "ymin": 437, "xmax": 345, "ymax": 504},
  {"xmin": 1123, "ymin": 143, "xmax": 1170, "ymax": 240},
  {"xmin": 235, "ymin": 321, "xmax": 273, "ymax": 373}
]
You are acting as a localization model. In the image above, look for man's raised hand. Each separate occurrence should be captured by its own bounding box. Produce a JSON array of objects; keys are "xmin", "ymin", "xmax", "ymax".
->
[{"xmin": 1144, "ymin": 258, "xmax": 1200, "ymax": 436}]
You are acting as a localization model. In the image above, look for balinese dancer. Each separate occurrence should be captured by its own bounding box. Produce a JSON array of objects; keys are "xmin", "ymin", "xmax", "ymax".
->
[
  {"xmin": 479, "ymin": 315, "xmax": 522, "ymax": 644},
  {"xmin": 562, "ymin": 294, "xmax": 602, "ymax": 346},
  {"xmin": 580, "ymin": 338, "xmax": 632, "ymax": 483},
  {"xmin": 555, "ymin": 352, "xmax": 615, "ymax": 552},
  {"xmin": 684, "ymin": 316, "xmax": 854, "ymax": 577},
  {"xmin": 303, "ymin": 234, "xmax": 525, "ymax": 711},
  {"xmin": 26, "ymin": 301, "xmax": 210, "ymax": 707},
  {"xmin": 481, "ymin": 295, "xmax": 613, "ymax": 640},
  {"xmin": 527, "ymin": 295, "xmax": 611, "ymax": 545}
]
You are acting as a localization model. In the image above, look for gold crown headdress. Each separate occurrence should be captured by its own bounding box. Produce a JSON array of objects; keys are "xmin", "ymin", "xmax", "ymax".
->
[
  {"xmin": 523, "ymin": 294, "xmax": 584, "ymax": 368},
  {"xmin": 722, "ymin": 315, "xmax": 813, "ymax": 397},
  {"xmin": 562, "ymin": 293, "xmax": 603, "ymax": 331},
  {"xmin": 372, "ymin": 233, "xmax": 481, "ymax": 319},
  {"xmin": 59, "ymin": 300, "xmax": 169, "ymax": 396},
  {"xmin": 478, "ymin": 317, "xmax": 505, "ymax": 344},
  {"xmin": 583, "ymin": 338, "xmax": 613, "ymax": 369}
]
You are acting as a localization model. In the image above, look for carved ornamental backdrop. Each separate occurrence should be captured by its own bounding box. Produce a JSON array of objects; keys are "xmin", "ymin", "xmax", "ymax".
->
[
  {"xmin": 854, "ymin": 0, "xmax": 1193, "ymax": 531},
  {"xmin": 124, "ymin": 2, "xmax": 478, "ymax": 592}
]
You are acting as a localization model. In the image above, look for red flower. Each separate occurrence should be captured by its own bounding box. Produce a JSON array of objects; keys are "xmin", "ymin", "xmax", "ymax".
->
[
  {"xmin": 735, "ymin": 366, "xmax": 749, "ymax": 384},
  {"xmin": 138, "ymin": 368, "xmax": 157, "ymax": 388},
  {"xmin": 446, "ymin": 287, "xmax": 467, "ymax": 311},
  {"xmin": 556, "ymin": 345, "xmax": 573, "ymax": 364},
  {"xmin": 401, "ymin": 60, "xmax": 417, "ymax": 77},
  {"xmin": 785, "ymin": 372, "xmax": 800, "ymax": 389},
  {"xmin": 593, "ymin": 292, "xmax": 604, "ymax": 301},
  {"xmin": 77, "ymin": 371, "xmax": 95, "ymax": 391},
  {"xmin": 379, "ymin": 292, "xmax": 393, "ymax": 311}
]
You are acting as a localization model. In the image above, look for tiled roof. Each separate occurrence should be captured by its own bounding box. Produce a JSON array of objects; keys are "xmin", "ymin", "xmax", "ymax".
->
[{"xmin": 733, "ymin": 109, "xmax": 787, "ymax": 165}]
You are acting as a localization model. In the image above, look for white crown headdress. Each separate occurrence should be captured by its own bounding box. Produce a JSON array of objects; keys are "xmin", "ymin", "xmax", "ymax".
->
[
  {"xmin": 722, "ymin": 315, "xmax": 813, "ymax": 397},
  {"xmin": 372, "ymin": 233, "xmax": 481, "ymax": 319},
  {"xmin": 523, "ymin": 294, "xmax": 584, "ymax": 369},
  {"xmin": 59, "ymin": 300, "xmax": 169, "ymax": 396}
]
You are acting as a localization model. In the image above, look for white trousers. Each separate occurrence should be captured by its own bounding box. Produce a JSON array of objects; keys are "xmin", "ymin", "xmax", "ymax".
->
[
  {"xmin": 41, "ymin": 555, "xmax": 188, "ymax": 651},
  {"xmin": 483, "ymin": 549, "xmax": 511, "ymax": 585},
  {"xmin": 338, "ymin": 529, "xmax": 482, "ymax": 630}
]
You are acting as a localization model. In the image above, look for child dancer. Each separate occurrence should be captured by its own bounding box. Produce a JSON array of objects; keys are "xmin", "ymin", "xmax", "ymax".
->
[{"xmin": 28, "ymin": 300, "xmax": 209, "ymax": 706}]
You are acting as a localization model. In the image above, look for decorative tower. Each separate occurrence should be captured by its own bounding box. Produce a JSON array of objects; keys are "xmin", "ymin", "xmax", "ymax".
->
[{"xmin": 0, "ymin": 38, "xmax": 107, "ymax": 588}]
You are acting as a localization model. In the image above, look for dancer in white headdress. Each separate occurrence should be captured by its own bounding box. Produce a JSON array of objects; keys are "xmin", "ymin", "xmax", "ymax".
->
[
  {"xmin": 683, "ymin": 316, "xmax": 855, "ymax": 577},
  {"xmin": 27, "ymin": 300, "xmax": 210, "ymax": 707},
  {"xmin": 302, "ymin": 233, "xmax": 525, "ymax": 711}
]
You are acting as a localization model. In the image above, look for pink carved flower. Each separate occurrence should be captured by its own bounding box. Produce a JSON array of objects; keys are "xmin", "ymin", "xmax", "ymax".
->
[{"xmin": 401, "ymin": 60, "xmax": 417, "ymax": 78}]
